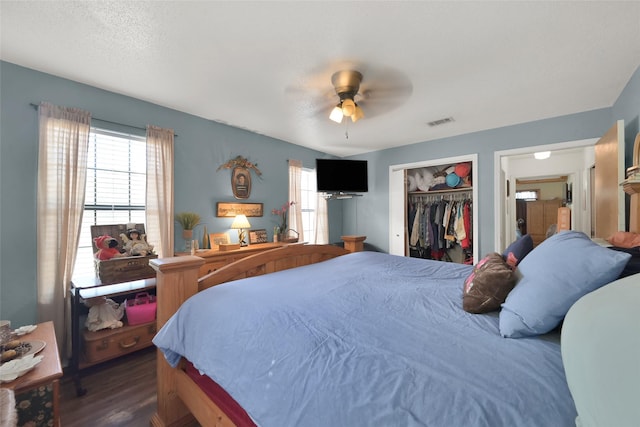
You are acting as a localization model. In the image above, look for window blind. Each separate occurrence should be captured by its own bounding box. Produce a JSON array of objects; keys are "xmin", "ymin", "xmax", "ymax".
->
[{"xmin": 73, "ymin": 128, "xmax": 146, "ymax": 278}]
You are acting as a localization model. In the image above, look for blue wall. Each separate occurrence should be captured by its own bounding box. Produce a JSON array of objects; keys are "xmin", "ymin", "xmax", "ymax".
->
[
  {"xmin": 1, "ymin": 60, "xmax": 638, "ymax": 327},
  {"xmin": 612, "ymin": 66, "xmax": 640, "ymax": 168},
  {"xmin": 0, "ymin": 61, "xmax": 340, "ymax": 326}
]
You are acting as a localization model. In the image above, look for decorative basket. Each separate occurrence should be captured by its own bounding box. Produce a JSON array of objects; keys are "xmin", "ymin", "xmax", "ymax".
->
[
  {"xmin": 124, "ymin": 292, "xmax": 157, "ymax": 326},
  {"xmin": 279, "ymin": 229, "xmax": 299, "ymax": 243},
  {"xmin": 91, "ymin": 223, "xmax": 156, "ymax": 284}
]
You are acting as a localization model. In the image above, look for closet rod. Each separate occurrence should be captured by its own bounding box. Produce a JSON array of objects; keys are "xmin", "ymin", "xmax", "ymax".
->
[
  {"xmin": 29, "ymin": 103, "xmax": 178, "ymax": 137},
  {"xmin": 411, "ymin": 193, "xmax": 471, "ymax": 202}
]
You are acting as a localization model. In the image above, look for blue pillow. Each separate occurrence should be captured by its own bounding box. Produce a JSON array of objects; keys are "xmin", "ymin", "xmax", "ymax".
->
[
  {"xmin": 499, "ymin": 231, "xmax": 631, "ymax": 338},
  {"xmin": 502, "ymin": 234, "xmax": 534, "ymax": 267}
]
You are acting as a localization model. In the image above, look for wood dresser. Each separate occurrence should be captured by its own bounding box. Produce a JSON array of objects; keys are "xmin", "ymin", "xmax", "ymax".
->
[{"xmin": 1, "ymin": 321, "xmax": 63, "ymax": 427}]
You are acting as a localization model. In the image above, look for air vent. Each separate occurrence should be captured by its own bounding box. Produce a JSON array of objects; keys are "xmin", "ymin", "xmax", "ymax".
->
[{"xmin": 427, "ymin": 117, "xmax": 455, "ymax": 127}]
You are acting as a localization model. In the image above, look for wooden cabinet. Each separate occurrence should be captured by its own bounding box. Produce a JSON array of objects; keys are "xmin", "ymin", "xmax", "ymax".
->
[
  {"xmin": 1, "ymin": 321, "xmax": 63, "ymax": 427},
  {"xmin": 526, "ymin": 199, "xmax": 563, "ymax": 246}
]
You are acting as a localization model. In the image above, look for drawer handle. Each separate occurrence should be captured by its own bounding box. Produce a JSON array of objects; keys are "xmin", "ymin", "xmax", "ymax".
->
[{"xmin": 119, "ymin": 336, "xmax": 140, "ymax": 349}]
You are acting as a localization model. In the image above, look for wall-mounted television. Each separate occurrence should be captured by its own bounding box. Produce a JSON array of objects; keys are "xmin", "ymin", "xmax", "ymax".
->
[{"xmin": 316, "ymin": 159, "xmax": 368, "ymax": 194}]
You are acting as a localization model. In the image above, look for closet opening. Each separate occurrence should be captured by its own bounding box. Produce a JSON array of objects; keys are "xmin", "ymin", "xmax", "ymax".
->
[{"xmin": 389, "ymin": 154, "xmax": 478, "ymax": 264}]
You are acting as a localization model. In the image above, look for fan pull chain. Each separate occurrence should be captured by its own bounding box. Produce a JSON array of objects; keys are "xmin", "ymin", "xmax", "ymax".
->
[{"xmin": 345, "ymin": 120, "xmax": 350, "ymax": 140}]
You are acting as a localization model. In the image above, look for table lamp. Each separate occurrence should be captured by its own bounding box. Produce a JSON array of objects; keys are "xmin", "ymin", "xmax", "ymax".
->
[{"xmin": 231, "ymin": 214, "xmax": 251, "ymax": 246}]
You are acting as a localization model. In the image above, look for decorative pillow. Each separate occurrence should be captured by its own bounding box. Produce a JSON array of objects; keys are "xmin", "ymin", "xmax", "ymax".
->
[
  {"xmin": 499, "ymin": 231, "xmax": 631, "ymax": 338},
  {"xmin": 502, "ymin": 234, "xmax": 533, "ymax": 268},
  {"xmin": 463, "ymin": 253, "xmax": 518, "ymax": 314},
  {"xmin": 607, "ymin": 231, "xmax": 640, "ymax": 248}
]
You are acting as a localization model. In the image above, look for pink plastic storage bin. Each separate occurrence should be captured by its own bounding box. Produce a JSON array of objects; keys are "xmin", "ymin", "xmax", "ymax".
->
[{"xmin": 125, "ymin": 292, "xmax": 157, "ymax": 325}]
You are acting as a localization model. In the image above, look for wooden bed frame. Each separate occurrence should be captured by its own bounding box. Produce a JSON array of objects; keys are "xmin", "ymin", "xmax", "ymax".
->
[{"xmin": 149, "ymin": 240, "xmax": 363, "ymax": 427}]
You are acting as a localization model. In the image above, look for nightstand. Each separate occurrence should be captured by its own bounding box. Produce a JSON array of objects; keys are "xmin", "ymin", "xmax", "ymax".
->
[{"xmin": 1, "ymin": 321, "xmax": 63, "ymax": 426}]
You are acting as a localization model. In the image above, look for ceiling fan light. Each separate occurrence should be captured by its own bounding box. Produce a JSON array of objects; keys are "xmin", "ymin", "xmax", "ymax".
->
[
  {"xmin": 351, "ymin": 104, "xmax": 364, "ymax": 122},
  {"xmin": 534, "ymin": 151, "xmax": 551, "ymax": 160},
  {"xmin": 341, "ymin": 98, "xmax": 356, "ymax": 117},
  {"xmin": 329, "ymin": 105, "xmax": 344, "ymax": 123}
]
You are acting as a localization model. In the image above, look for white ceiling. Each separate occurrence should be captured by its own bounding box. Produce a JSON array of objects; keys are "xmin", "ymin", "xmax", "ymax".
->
[{"xmin": 2, "ymin": 1, "xmax": 639, "ymax": 157}]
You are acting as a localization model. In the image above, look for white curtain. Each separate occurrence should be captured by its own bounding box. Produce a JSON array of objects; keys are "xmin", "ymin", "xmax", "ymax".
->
[
  {"xmin": 314, "ymin": 192, "xmax": 329, "ymax": 244},
  {"xmin": 37, "ymin": 102, "xmax": 91, "ymax": 356},
  {"xmin": 288, "ymin": 159, "xmax": 304, "ymax": 242},
  {"xmin": 146, "ymin": 125, "xmax": 174, "ymax": 258}
]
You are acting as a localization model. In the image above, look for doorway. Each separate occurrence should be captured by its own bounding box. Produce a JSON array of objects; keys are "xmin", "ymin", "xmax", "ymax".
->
[{"xmin": 494, "ymin": 138, "xmax": 598, "ymax": 252}]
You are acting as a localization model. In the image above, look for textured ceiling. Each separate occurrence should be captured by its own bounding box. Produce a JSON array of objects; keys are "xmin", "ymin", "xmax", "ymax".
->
[{"xmin": 2, "ymin": 1, "xmax": 639, "ymax": 157}]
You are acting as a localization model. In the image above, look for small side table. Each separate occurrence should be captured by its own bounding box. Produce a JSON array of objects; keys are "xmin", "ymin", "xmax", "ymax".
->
[{"xmin": 1, "ymin": 321, "xmax": 63, "ymax": 427}]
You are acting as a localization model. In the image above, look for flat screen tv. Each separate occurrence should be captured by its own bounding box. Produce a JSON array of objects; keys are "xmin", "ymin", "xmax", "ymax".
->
[{"xmin": 316, "ymin": 159, "xmax": 368, "ymax": 193}]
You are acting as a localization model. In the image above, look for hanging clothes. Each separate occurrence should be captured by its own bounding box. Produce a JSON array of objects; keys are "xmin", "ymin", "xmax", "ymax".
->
[{"xmin": 406, "ymin": 191, "xmax": 472, "ymax": 263}]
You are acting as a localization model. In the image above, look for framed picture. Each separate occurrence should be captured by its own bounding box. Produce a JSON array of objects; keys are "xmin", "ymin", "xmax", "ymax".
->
[
  {"xmin": 249, "ymin": 229, "xmax": 268, "ymax": 244},
  {"xmin": 232, "ymin": 167, "xmax": 251, "ymax": 199},
  {"xmin": 209, "ymin": 232, "xmax": 231, "ymax": 250},
  {"xmin": 216, "ymin": 202, "xmax": 263, "ymax": 217}
]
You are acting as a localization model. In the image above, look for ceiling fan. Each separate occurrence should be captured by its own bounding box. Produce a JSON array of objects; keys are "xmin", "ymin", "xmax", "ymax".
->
[
  {"xmin": 285, "ymin": 63, "xmax": 413, "ymax": 124},
  {"xmin": 329, "ymin": 70, "xmax": 365, "ymax": 123}
]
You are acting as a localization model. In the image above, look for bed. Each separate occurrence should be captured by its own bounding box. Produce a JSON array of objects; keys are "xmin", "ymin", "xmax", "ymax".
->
[{"xmin": 149, "ymin": 231, "xmax": 633, "ymax": 427}]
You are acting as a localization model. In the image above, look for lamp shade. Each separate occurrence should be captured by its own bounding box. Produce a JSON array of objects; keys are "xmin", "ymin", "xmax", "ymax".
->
[
  {"xmin": 230, "ymin": 214, "xmax": 251, "ymax": 229},
  {"xmin": 329, "ymin": 105, "xmax": 344, "ymax": 123},
  {"xmin": 351, "ymin": 104, "xmax": 364, "ymax": 122},
  {"xmin": 341, "ymin": 98, "xmax": 356, "ymax": 117}
]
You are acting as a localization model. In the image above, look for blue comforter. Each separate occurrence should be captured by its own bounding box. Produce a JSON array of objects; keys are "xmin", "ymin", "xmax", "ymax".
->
[{"xmin": 154, "ymin": 251, "xmax": 576, "ymax": 426}]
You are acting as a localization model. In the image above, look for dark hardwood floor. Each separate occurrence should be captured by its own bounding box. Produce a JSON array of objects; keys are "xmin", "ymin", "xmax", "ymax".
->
[{"xmin": 59, "ymin": 347, "xmax": 199, "ymax": 427}]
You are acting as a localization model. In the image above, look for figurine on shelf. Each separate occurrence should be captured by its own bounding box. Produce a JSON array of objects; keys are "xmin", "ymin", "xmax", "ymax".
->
[{"xmin": 120, "ymin": 228, "xmax": 154, "ymax": 257}]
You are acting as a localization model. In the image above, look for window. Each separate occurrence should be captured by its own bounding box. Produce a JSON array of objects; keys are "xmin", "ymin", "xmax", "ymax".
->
[
  {"xmin": 516, "ymin": 190, "xmax": 539, "ymax": 201},
  {"xmin": 73, "ymin": 128, "xmax": 147, "ymax": 278},
  {"xmin": 300, "ymin": 168, "xmax": 317, "ymax": 240}
]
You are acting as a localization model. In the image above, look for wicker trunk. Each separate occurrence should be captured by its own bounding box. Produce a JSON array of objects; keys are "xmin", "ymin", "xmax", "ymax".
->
[{"xmin": 91, "ymin": 224, "xmax": 157, "ymax": 284}]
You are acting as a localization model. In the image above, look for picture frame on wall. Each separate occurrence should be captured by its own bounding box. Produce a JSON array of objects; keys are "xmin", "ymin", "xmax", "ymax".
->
[
  {"xmin": 232, "ymin": 167, "xmax": 251, "ymax": 199},
  {"xmin": 216, "ymin": 202, "xmax": 263, "ymax": 217},
  {"xmin": 249, "ymin": 229, "xmax": 268, "ymax": 244}
]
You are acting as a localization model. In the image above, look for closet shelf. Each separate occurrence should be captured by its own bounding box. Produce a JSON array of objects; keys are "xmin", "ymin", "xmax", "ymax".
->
[{"xmin": 408, "ymin": 187, "xmax": 472, "ymax": 195}]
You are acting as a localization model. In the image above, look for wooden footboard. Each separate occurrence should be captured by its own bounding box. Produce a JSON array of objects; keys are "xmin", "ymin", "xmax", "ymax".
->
[{"xmin": 149, "ymin": 240, "xmax": 362, "ymax": 427}]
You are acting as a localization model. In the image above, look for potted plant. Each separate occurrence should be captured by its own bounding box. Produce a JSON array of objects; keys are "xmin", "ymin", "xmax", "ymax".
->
[
  {"xmin": 175, "ymin": 212, "xmax": 201, "ymax": 241},
  {"xmin": 271, "ymin": 202, "xmax": 298, "ymax": 242}
]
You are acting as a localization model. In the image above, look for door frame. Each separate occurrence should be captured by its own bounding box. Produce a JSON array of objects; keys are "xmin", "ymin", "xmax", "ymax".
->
[{"xmin": 493, "ymin": 138, "xmax": 599, "ymax": 252}]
